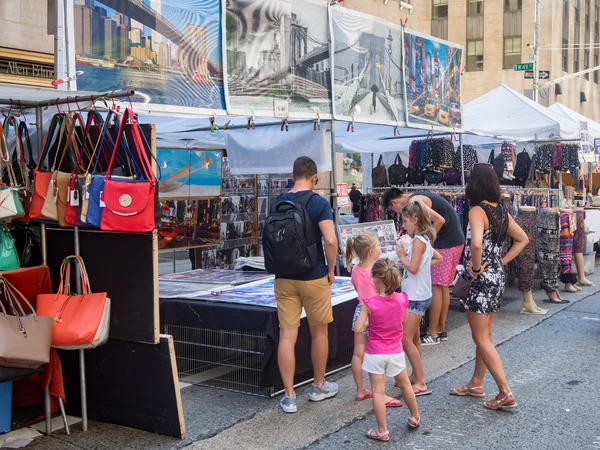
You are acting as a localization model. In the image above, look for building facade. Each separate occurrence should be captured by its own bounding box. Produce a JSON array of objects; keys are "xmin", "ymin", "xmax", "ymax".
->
[
  {"xmin": 0, "ymin": 1, "xmax": 55, "ymax": 87},
  {"xmin": 343, "ymin": 0, "xmax": 600, "ymax": 121}
]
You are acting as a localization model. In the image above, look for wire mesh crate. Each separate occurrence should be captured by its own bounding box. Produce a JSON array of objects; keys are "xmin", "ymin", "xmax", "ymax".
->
[{"xmin": 166, "ymin": 324, "xmax": 274, "ymax": 397}]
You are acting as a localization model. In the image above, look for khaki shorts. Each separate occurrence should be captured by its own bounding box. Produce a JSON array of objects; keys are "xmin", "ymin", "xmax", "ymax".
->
[{"xmin": 274, "ymin": 276, "xmax": 333, "ymax": 328}]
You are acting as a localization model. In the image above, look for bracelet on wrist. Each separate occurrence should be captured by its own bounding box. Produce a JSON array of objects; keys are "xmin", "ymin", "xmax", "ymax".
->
[{"xmin": 471, "ymin": 266, "xmax": 482, "ymax": 273}]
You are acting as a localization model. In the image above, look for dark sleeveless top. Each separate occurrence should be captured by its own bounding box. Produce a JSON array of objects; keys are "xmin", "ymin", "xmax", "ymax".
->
[{"xmin": 410, "ymin": 191, "xmax": 465, "ymax": 249}]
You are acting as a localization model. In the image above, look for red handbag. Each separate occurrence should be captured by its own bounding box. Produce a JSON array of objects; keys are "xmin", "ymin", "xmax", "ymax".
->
[
  {"xmin": 36, "ymin": 255, "xmax": 110, "ymax": 349},
  {"xmin": 30, "ymin": 114, "xmax": 65, "ymax": 220},
  {"xmin": 100, "ymin": 108, "xmax": 158, "ymax": 233}
]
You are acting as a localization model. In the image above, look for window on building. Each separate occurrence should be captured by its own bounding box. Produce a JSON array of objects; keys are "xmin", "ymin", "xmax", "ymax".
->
[
  {"xmin": 594, "ymin": 52, "xmax": 599, "ymax": 83},
  {"xmin": 503, "ymin": 37, "xmax": 522, "ymax": 69},
  {"xmin": 585, "ymin": 49, "xmax": 590, "ymax": 79},
  {"xmin": 468, "ymin": 0, "xmax": 484, "ymax": 15},
  {"xmin": 467, "ymin": 40, "xmax": 484, "ymax": 71},
  {"xmin": 595, "ymin": 4, "xmax": 599, "ymax": 35},
  {"xmin": 562, "ymin": 39, "xmax": 569, "ymax": 72},
  {"xmin": 574, "ymin": 48, "xmax": 580, "ymax": 72},
  {"xmin": 586, "ymin": 0, "xmax": 591, "ymax": 29},
  {"xmin": 433, "ymin": 0, "xmax": 449, "ymax": 18},
  {"xmin": 575, "ymin": 0, "xmax": 581, "ymax": 23},
  {"xmin": 504, "ymin": 0, "xmax": 522, "ymax": 11}
]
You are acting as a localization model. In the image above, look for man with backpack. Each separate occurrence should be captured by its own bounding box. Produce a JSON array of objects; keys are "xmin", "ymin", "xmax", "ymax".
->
[{"xmin": 264, "ymin": 156, "xmax": 339, "ymax": 414}]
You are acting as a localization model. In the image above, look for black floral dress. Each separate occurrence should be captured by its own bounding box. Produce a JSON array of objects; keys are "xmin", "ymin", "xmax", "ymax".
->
[{"xmin": 464, "ymin": 203, "xmax": 509, "ymax": 314}]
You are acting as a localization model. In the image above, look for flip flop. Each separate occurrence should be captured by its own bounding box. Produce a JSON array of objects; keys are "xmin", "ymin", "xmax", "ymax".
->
[
  {"xmin": 385, "ymin": 398, "xmax": 403, "ymax": 408},
  {"xmin": 408, "ymin": 416, "xmax": 421, "ymax": 429},
  {"xmin": 355, "ymin": 391, "xmax": 373, "ymax": 401},
  {"xmin": 543, "ymin": 299, "xmax": 570, "ymax": 304},
  {"xmin": 367, "ymin": 429, "xmax": 390, "ymax": 442},
  {"xmin": 412, "ymin": 387, "xmax": 433, "ymax": 397}
]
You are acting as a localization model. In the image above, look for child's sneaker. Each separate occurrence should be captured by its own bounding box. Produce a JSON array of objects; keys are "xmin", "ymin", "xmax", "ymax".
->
[
  {"xmin": 439, "ymin": 331, "xmax": 448, "ymax": 342},
  {"xmin": 420, "ymin": 332, "xmax": 440, "ymax": 346}
]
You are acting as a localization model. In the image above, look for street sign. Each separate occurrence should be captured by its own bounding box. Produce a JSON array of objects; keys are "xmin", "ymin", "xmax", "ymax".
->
[
  {"xmin": 514, "ymin": 63, "xmax": 533, "ymax": 71},
  {"xmin": 595, "ymin": 138, "xmax": 600, "ymax": 155},
  {"xmin": 524, "ymin": 70, "xmax": 550, "ymax": 79},
  {"xmin": 529, "ymin": 53, "xmax": 535, "ymax": 61}
]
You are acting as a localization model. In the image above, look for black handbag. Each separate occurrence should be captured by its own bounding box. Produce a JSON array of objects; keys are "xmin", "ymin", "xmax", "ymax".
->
[
  {"xmin": 10, "ymin": 223, "xmax": 42, "ymax": 267},
  {"xmin": 406, "ymin": 167, "xmax": 424, "ymax": 185},
  {"xmin": 372, "ymin": 155, "xmax": 388, "ymax": 187},
  {"xmin": 424, "ymin": 170, "xmax": 444, "ymax": 185},
  {"xmin": 388, "ymin": 154, "xmax": 407, "ymax": 186}
]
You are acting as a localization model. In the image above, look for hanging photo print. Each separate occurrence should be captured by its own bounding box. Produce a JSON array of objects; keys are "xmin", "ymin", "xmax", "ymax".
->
[
  {"xmin": 403, "ymin": 30, "xmax": 463, "ymax": 131},
  {"xmin": 73, "ymin": 0, "xmax": 225, "ymax": 111},
  {"xmin": 158, "ymin": 199, "xmax": 220, "ymax": 250},
  {"xmin": 329, "ymin": 7, "xmax": 406, "ymax": 126},
  {"xmin": 157, "ymin": 149, "xmax": 222, "ymax": 199},
  {"xmin": 223, "ymin": 0, "xmax": 332, "ymax": 118}
]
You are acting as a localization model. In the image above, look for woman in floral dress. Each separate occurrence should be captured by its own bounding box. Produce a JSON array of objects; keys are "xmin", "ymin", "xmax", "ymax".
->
[{"xmin": 449, "ymin": 163, "xmax": 529, "ymax": 410}]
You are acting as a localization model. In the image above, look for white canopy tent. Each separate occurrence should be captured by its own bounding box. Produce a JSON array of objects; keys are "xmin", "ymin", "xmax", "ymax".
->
[
  {"xmin": 463, "ymin": 85, "xmax": 580, "ymax": 141},
  {"xmin": 548, "ymin": 102, "xmax": 600, "ymax": 140}
]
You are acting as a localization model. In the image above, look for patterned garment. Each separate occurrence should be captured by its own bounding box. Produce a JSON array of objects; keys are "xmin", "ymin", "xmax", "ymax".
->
[
  {"xmin": 562, "ymin": 144, "xmax": 580, "ymax": 170},
  {"xmin": 502, "ymin": 142, "xmax": 516, "ymax": 175},
  {"xmin": 536, "ymin": 209, "xmax": 560, "ymax": 292},
  {"xmin": 464, "ymin": 203, "xmax": 509, "ymax": 315},
  {"xmin": 572, "ymin": 209, "xmax": 585, "ymax": 254},
  {"xmin": 559, "ymin": 210, "xmax": 577, "ymax": 284},
  {"xmin": 535, "ymin": 144, "xmax": 554, "ymax": 172},
  {"xmin": 516, "ymin": 209, "xmax": 536, "ymax": 292},
  {"xmin": 431, "ymin": 244, "xmax": 464, "ymax": 286},
  {"xmin": 453, "ymin": 145, "xmax": 478, "ymax": 171}
]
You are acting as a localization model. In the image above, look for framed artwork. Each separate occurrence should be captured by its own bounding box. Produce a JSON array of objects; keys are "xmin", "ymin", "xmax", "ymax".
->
[
  {"xmin": 158, "ymin": 199, "xmax": 220, "ymax": 250},
  {"xmin": 157, "ymin": 149, "xmax": 222, "ymax": 199}
]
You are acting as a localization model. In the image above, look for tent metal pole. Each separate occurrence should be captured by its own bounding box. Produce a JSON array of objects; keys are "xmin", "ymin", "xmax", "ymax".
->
[
  {"xmin": 459, "ymin": 133, "xmax": 465, "ymax": 186},
  {"xmin": 0, "ymin": 89, "xmax": 135, "ymax": 108},
  {"xmin": 182, "ymin": 118, "xmax": 318, "ymax": 134},
  {"xmin": 330, "ymin": 120, "xmax": 340, "ymax": 276}
]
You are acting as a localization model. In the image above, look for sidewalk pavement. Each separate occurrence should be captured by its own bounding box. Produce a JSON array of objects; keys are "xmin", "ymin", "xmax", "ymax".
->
[{"xmin": 22, "ymin": 265, "xmax": 600, "ymax": 450}]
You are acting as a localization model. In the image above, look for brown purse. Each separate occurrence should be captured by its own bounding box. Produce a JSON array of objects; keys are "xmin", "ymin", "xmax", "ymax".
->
[
  {"xmin": 372, "ymin": 155, "xmax": 388, "ymax": 187},
  {"xmin": 0, "ymin": 276, "xmax": 53, "ymax": 369}
]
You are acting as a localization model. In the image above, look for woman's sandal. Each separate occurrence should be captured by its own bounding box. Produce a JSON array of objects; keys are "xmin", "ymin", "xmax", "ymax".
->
[
  {"xmin": 484, "ymin": 392, "xmax": 517, "ymax": 410},
  {"xmin": 408, "ymin": 416, "xmax": 421, "ymax": 429},
  {"xmin": 449, "ymin": 384, "xmax": 485, "ymax": 398},
  {"xmin": 367, "ymin": 429, "xmax": 390, "ymax": 442}
]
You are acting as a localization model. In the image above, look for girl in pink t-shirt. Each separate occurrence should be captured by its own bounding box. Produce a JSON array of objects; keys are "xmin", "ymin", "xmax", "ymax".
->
[
  {"xmin": 346, "ymin": 233, "xmax": 402, "ymax": 407},
  {"xmin": 355, "ymin": 258, "xmax": 420, "ymax": 442}
]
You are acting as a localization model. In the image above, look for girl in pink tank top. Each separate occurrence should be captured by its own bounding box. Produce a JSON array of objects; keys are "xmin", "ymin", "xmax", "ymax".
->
[
  {"xmin": 346, "ymin": 233, "xmax": 401, "ymax": 407},
  {"xmin": 354, "ymin": 259, "xmax": 421, "ymax": 442}
]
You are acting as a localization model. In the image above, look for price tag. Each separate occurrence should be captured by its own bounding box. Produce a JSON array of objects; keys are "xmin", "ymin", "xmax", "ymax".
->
[
  {"xmin": 274, "ymin": 100, "xmax": 289, "ymax": 118},
  {"xmin": 70, "ymin": 189, "xmax": 80, "ymax": 206}
]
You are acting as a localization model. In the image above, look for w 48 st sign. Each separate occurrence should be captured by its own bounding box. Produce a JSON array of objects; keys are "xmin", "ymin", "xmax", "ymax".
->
[{"xmin": 524, "ymin": 71, "xmax": 550, "ymax": 79}]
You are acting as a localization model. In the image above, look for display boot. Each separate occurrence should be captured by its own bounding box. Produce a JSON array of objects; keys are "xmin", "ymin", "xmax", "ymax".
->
[{"xmin": 574, "ymin": 253, "xmax": 595, "ymax": 286}]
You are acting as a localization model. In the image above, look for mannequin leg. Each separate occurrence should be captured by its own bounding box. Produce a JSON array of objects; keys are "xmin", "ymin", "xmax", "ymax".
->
[{"xmin": 574, "ymin": 253, "xmax": 595, "ymax": 286}]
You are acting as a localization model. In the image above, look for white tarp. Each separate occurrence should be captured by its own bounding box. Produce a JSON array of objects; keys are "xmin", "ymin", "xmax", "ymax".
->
[
  {"xmin": 463, "ymin": 85, "xmax": 580, "ymax": 141},
  {"xmin": 549, "ymin": 102, "xmax": 600, "ymax": 141}
]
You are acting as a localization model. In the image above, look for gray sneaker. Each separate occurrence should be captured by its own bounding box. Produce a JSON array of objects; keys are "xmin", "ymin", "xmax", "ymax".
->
[
  {"xmin": 308, "ymin": 380, "xmax": 339, "ymax": 402},
  {"xmin": 280, "ymin": 395, "xmax": 297, "ymax": 414}
]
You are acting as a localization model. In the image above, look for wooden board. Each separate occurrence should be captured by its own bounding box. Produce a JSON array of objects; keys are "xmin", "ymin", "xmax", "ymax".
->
[
  {"xmin": 45, "ymin": 228, "xmax": 159, "ymax": 344},
  {"xmin": 58, "ymin": 335, "xmax": 185, "ymax": 439}
]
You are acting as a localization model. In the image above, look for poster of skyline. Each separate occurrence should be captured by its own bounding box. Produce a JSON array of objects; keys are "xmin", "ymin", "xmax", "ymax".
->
[
  {"xmin": 72, "ymin": 0, "xmax": 225, "ymax": 110},
  {"xmin": 222, "ymin": 0, "xmax": 332, "ymax": 118},
  {"xmin": 330, "ymin": 7, "xmax": 406, "ymax": 126},
  {"xmin": 403, "ymin": 30, "xmax": 463, "ymax": 131}
]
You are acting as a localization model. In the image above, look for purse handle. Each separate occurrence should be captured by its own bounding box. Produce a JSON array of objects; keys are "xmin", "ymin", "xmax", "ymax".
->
[
  {"xmin": 35, "ymin": 113, "xmax": 64, "ymax": 172},
  {"xmin": 0, "ymin": 276, "xmax": 42, "ymax": 337},
  {"xmin": 0, "ymin": 127, "xmax": 18, "ymax": 189},
  {"xmin": 58, "ymin": 255, "xmax": 92, "ymax": 295},
  {"xmin": 18, "ymin": 121, "xmax": 34, "ymax": 170}
]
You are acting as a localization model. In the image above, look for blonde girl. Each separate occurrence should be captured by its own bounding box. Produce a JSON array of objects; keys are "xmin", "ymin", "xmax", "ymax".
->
[
  {"xmin": 355, "ymin": 259, "xmax": 420, "ymax": 442},
  {"xmin": 347, "ymin": 233, "xmax": 402, "ymax": 407},
  {"xmin": 396, "ymin": 201, "xmax": 443, "ymax": 397}
]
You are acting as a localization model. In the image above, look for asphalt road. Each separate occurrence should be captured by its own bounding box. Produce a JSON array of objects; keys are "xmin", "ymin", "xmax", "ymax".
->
[{"xmin": 308, "ymin": 294, "xmax": 600, "ymax": 450}]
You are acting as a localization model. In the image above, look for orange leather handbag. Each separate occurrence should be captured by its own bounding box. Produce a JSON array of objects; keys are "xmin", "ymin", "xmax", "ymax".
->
[{"xmin": 36, "ymin": 255, "xmax": 111, "ymax": 350}]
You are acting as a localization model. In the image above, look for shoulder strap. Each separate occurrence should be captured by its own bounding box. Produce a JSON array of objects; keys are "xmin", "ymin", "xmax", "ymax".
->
[
  {"xmin": 294, "ymin": 191, "xmax": 317, "ymax": 209},
  {"xmin": 394, "ymin": 154, "xmax": 401, "ymax": 165},
  {"xmin": 487, "ymin": 149, "xmax": 494, "ymax": 164}
]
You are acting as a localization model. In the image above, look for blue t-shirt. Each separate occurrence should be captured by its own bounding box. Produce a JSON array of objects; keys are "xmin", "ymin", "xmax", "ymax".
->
[{"xmin": 271, "ymin": 190, "xmax": 333, "ymax": 281}]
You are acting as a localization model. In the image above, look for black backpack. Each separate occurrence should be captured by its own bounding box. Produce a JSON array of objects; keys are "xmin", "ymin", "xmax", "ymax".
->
[
  {"xmin": 406, "ymin": 167, "xmax": 424, "ymax": 185},
  {"xmin": 388, "ymin": 154, "xmax": 407, "ymax": 186},
  {"xmin": 513, "ymin": 149, "xmax": 531, "ymax": 187},
  {"xmin": 263, "ymin": 192, "xmax": 318, "ymax": 276}
]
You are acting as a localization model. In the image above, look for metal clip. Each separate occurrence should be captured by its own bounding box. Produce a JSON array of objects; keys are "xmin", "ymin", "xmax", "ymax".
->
[
  {"xmin": 247, "ymin": 113, "xmax": 255, "ymax": 130},
  {"xmin": 281, "ymin": 114, "xmax": 289, "ymax": 132},
  {"xmin": 314, "ymin": 112, "xmax": 321, "ymax": 131},
  {"xmin": 210, "ymin": 114, "xmax": 219, "ymax": 133}
]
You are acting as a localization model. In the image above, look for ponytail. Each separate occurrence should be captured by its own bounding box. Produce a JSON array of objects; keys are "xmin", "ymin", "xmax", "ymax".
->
[
  {"xmin": 345, "ymin": 237, "xmax": 355, "ymax": 269},
  {"xmin": 346, "ymin": 232, "xmax": 380, "ymax": 269},
  {"xmin": 403, "ymin": 200, "xmax": 437, "ymax": 243}
]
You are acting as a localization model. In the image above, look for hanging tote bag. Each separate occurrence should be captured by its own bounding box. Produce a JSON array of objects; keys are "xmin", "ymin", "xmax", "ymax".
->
[
  {"xmin": 0, "ymin": 131, "xmax": 23, "ymax": 220},
  {"xmin": 0, "ymin": 276, "xmax": 53, "ymax": 369},
  {"xmin": 0, "ymin": 224, "xmax": 19, "ymax": 271},
  {"xmin": 30, "ymin": 114, "xmax": 63, "ymax": 220},
  {"xmin": 12, "ymin": 121, "xmax": 35, "ymax": 223},
  {"xmin": 388, "ymin": 154, "xmax": 407, "ymax": 186},
  {"xmin": 371, "ymin": 155, "xmax": 388, "ymax": 188},
  {"xmin": 56, "ymin": 113, "xmax": 85, "ymax": 227},
  {"xmin": 36, "ymin": 255, "xmax": 110, "ymax": 349}
]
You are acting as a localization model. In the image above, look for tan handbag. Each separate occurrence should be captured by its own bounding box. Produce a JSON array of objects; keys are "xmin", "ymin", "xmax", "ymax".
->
[
  {"xmin": 0, "ymin": 276, "xmax": 53, "ymax": 369},
  {"xmin": 41, "ymin": 113, "xmax": 78, "ymax": 222}
]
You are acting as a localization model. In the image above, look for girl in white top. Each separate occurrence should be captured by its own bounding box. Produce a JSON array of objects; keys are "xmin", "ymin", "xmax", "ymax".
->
[{"xmin": 396, "ymin": 200, "xmax": 442, "ymax": 396}]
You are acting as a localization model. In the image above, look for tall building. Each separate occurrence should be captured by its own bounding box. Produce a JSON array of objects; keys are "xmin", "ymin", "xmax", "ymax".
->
[
  {"xmin": 91, "ymin": 7, "xmax": 107, "ymax": 56},
  {"xmin": 117, "ymin": 24, "xmax": 129, "ymax": 61},
  {"xmin": 103, "ymin": 17, "xmax": 117, "ymax": 58},
  {"xmin": 74, "ymin": 4, "xmax": 92, "ymax": 55},
  {"xmin": 130, "ymin": 27, "xmax": 142, "ymax": 45},
  {"xmin": 341, "ymin": 0, "xmax": 600, "ymax": 121}
]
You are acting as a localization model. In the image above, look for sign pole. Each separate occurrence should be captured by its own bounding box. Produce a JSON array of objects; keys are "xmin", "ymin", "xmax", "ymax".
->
[{"xmin": 533, "ymin": 0, "xmax": 541, "ymax": 103}]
